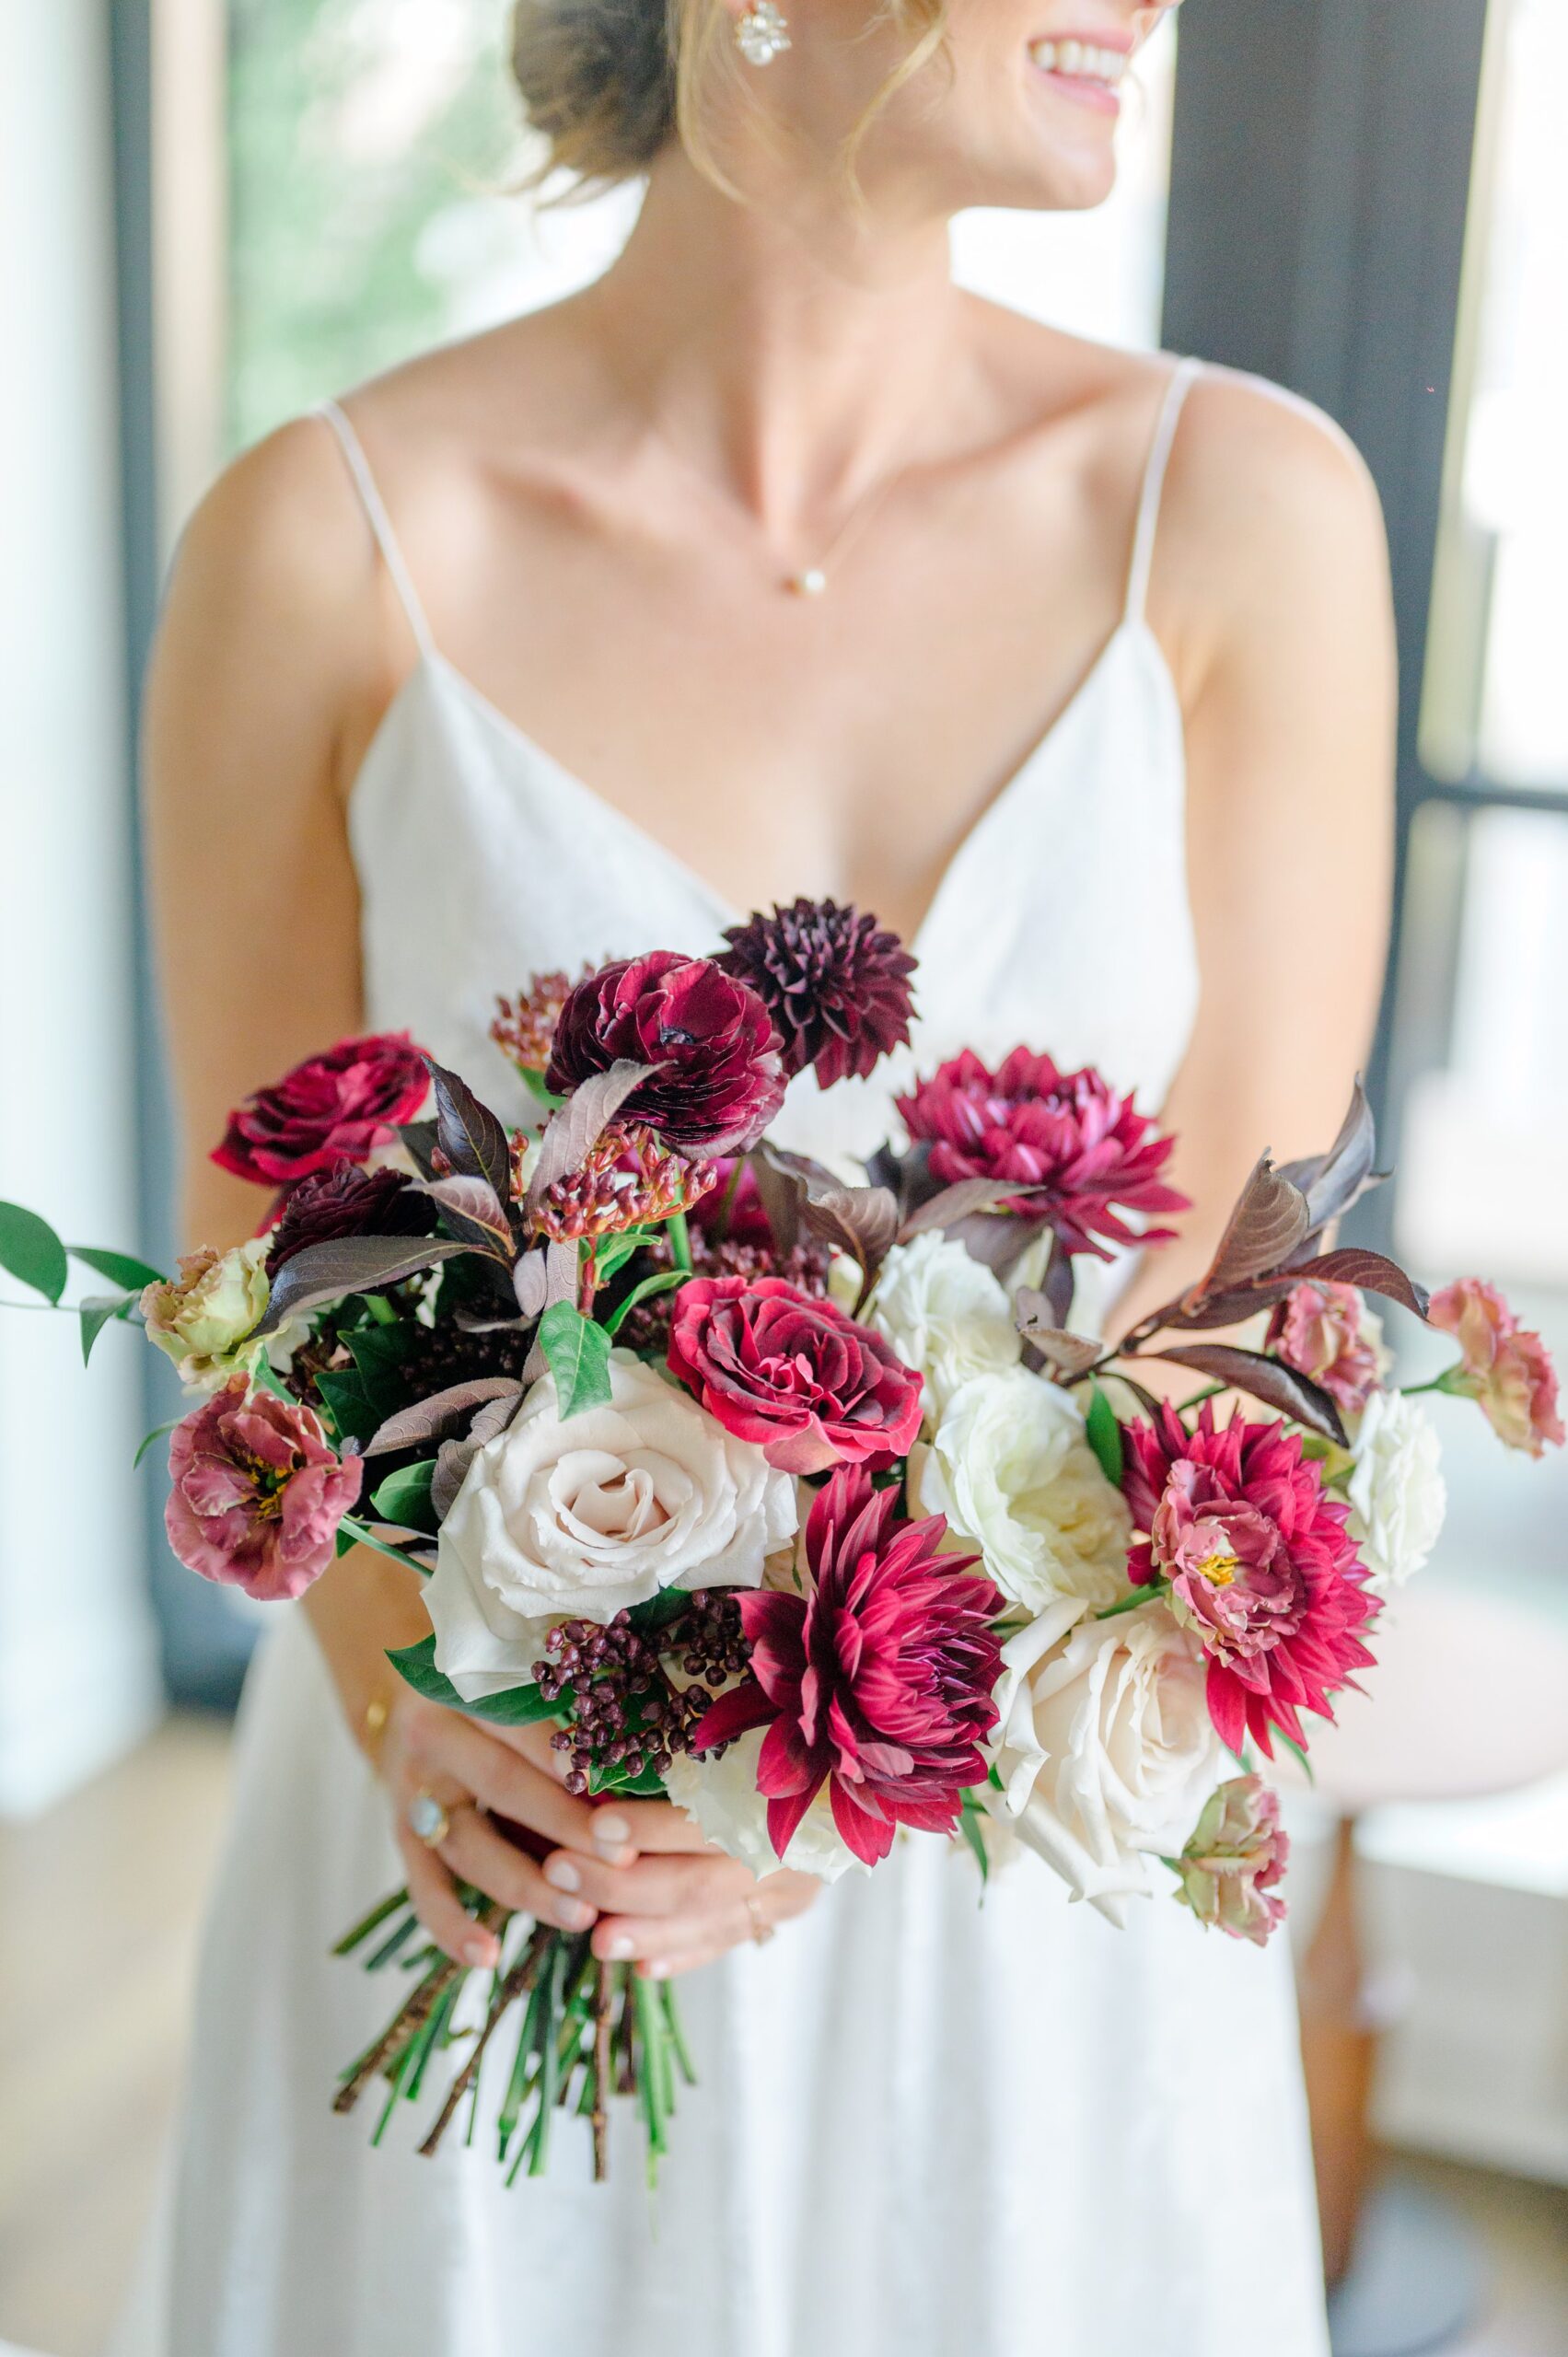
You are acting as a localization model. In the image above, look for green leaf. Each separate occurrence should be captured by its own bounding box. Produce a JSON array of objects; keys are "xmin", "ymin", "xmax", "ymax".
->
[
  {"xmin": 80, "ymin": 1295, "xmax": 128, "ymax": 1364},
  {"xmin": 345, "ymin": 1320, "xmax": 417, "ymax": 1417},
  {"xmin": 602, "ymin": 1268, "xmax": 685, "ymax": 1338},
  {"xmin": 1276, "ymin": 1731, "xmax": 1315, "ymax": 1787},
  {"xmin": 538, "ymin": 1300, "xmax": 613, "ymax": 1417},
  {"xmin": 370, "ymin": 1459, "xmax": 438, "ymax": 1536},
  {"xmin": 1086, "ymin": 1382, "xmax": 1125, "ymax": 1486},
  {"xmin": 592, "ymin": 1227, "xmax": 652, "ymax": 1285},
  {"xmin": 386, "ymin": 1634, "xmax": 562, "ymax": 1725},
  {"xmin": 134, "ymin": 1416, "xmax": 181, "ymax": 1470},
  {"xmin": 627, "ymin": 1589, "xmax": 693, "ymax": 1636},
  {"xmin": 69, "ymin": 1244, "xmax": 165, "ymax": 1293},
  {"xmin": 0, "ymin": 1202, "xmax": 69, "ymax": 1303},
  {"xmin": 958, "ymin": 1794, "xmax": 991, "ymax": 1885},
  {"xmin": 316, "ymin": 1367, "xmax": 379, "ymax": 1447}
]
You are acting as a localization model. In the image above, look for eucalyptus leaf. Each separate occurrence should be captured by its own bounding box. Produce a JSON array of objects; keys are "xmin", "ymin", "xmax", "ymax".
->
[
  {"xmin": 69, "ymin": 1244, "xmax": 165, "ymax": 1293},
  {"xmin": 538, "ymin": 1300, "xmax": 613, "ymax": 1417},
  {"xmin": 0, "ymin": 1202, "xmax": 69, "ymax": 1303}
]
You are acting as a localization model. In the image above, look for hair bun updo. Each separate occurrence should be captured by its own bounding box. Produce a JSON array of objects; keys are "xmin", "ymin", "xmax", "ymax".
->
[{"xmin": 510, "ymin": 0, "xmax": 679, "ymax": 187}]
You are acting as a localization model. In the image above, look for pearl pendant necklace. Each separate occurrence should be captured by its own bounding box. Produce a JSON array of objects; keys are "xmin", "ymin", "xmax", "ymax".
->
[
  {"xmin": 787, "ymin": 566, "xmax": 829, "ymax": 598},
  {"xmin": 779, "ymin": 457, "xmax": 912, "ymax": 598}
]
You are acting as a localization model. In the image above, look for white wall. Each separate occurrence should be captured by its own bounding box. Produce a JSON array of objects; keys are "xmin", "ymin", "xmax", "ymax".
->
[{"xmin": 0, "ymin": 1, "xmax": 163, "ymax": 1814}]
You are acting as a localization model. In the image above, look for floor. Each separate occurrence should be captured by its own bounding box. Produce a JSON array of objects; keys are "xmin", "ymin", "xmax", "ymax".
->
[{"xmin": 0, "ymin": 1719, "xmax": 1564, "ymax": 2357}]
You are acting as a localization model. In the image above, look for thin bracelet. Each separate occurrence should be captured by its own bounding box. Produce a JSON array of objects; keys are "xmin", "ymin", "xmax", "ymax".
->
[{"xmin": 361, "ymin": 1690, "xmax": 390, "ymax": 1770}]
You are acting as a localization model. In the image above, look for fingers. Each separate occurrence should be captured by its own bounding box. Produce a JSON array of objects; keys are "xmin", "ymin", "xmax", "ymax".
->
[
  {"xmin": 585, "ymin": 1866, "xmax": 821, "ymax": 1975},
  {"xmin": 403, "ymin": 1711, "xmax": 629, "ymax": 1862},
  {"xmin": 580, "ymin": 1797, "xmax": 719, "ymax": 1858},
  {"xmin": 396, "ymin": 1826, "xmax": 503, "ymax": 1968},
  {"xmin": 541, "ymin": 1845, "xmax": 751, "ymax": 1922},
  {"xmin": 435, "ymin": 1804, "xmax": 598, "ymax": 1934}
]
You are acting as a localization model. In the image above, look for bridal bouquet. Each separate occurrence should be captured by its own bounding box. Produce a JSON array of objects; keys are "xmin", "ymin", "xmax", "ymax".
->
[{"xmin": 2, "ymin": 900, "xmax": 1559, "ymax": 2186}]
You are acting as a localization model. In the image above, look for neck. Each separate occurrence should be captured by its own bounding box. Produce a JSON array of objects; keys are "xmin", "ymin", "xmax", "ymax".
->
[{"xmin": 577, "ymin": 146, "xmax": 967, "ymax": 536}]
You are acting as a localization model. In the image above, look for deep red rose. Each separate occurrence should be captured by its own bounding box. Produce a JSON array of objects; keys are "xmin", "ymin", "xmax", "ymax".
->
[
  {"xmin": 165, "ymin": 1377, "xmax": 362, "ymax": 1602},
  {"xmin": 717, "ymin": 898, "xmax": 916, "ymax": 1088},
  {"xmin": 896, "ymin": 1048, "xmax": 1188, "ymax": 1259},
  {"xmin": 1123, "ymin": 1402, "xmax": 1379, "ymax": 1758},
  {"xmin": 692, "ymin": 1465, "xmax": 1004, "ymax": 1867},
  {"xmin": 668, "ymin": 1274, "xmax": 923, "ymax": 1474},
  {"xmin": 265, "ymin": 1158, "xmax": 437, "ymax": 1272},
  {"xmin": 545, "ymin": 953, "xmax": 785, "ymax": 1155},
  {"xmin": 213, "ymin": 1033, "xmax": 429, "ymax": 1190}
]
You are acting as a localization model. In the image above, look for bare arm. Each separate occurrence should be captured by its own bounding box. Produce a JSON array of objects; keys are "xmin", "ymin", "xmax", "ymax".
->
[
  {"xmin": 144, "ymin": 419, "xmax": 815, "ymax": 1969},
  {"xmin": 1113, "ymin": 375, "xmax": 1396, "ymax": 1341}
]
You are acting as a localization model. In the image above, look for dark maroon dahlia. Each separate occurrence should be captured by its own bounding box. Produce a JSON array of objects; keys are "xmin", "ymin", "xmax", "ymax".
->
[
  {"xmin": 717, "ymin": 898, "xmax": 916, "ymax": 1089},
  {"xmin": 545, "ymin": 952, "xmax": 785, "ymax": 1155},
  {"xmin": 212, "ymin": 1032, "xmax": 430, "ymax": 1190},
  {"xmin": 897, "ymin": 1047, "xmax": 1188, "ymax": 1259},
  {"xmin": 692, "ymin": 1466, "xmax": 1004, "ymax": 1868},
  {"xmin": 265, "ymin": 1158, "xmax": 437, "ymax": 1273}
]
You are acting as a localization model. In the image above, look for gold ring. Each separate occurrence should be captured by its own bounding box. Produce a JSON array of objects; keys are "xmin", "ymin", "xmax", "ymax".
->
[
  {"xmin": 744, "ymin": 1891, "xmax": 775, "ymax": 1947},
  {"xmin": 408, "ymin": 1790, "xmax": 451, "ymax": 1848}
]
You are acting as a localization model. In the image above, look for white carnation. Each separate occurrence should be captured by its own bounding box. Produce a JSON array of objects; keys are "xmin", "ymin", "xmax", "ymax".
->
[
  {"xmin": 912, "ymin": 1366, "xmax": 1132, "ymax": 1612},
  {"xmin": 868, "ymin": 1233, "xmax": 1021, "ymax": 1420},
  {"xmin": 986, "ymin": 1599, "xmax": 1227, "ymax": 1926},
  {"xmin": 1347, "ymin": 1387, "xmax": 1446, "ymax": 1589},
  {"xmin": 427, "ymin": 1353, "xmax": 797, "ymax": 1700}
]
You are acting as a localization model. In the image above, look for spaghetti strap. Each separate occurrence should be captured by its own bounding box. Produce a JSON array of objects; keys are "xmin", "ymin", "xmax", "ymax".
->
[
  {"xmin": 315, "ymin": 398, "xmax": 436, "ymax": 659},
  {"xmin": 1124, "ymin": 356, "xmax": 1203, "ymax": 624}
]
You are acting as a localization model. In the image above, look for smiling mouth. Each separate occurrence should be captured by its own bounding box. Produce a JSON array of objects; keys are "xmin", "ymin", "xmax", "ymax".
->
[{"xmin": 1027, "ymin": 36, "xmax": 1132, "ymax": 111}]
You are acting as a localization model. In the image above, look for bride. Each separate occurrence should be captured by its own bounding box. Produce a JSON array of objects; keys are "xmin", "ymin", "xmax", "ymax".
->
[{"xmin": 122, "ymin": 1, "xmax": 1394, "ymax": 2351}]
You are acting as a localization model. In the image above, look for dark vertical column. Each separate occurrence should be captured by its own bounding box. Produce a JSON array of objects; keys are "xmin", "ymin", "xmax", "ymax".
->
[{"xmin": 1161, "ymin": 0, "xmax": 1491, "ymax": 1214}]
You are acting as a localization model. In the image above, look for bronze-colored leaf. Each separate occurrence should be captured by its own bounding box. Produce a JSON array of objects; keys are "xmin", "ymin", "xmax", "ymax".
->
[
  {"xmin": 419, "ymin": 1174, "xmax": 515, "ymax": 1260},
  {"xmin": 1279, "ymin": 1079, "xmax": 1379, "ymax": 1235},
  {"xmin": 523, "ymin": 1238, "xmax": 580, "ymax": 1382},
  {"xmin": 426, "ymin": 1058, "xmax": 512, "ymax": 1201},
  {"xmin": 512, "ymin": 1248, "xmax": 550, "ymax": 1319},
  {"xmin": 1289, "ymin": 1248, "xmax": 1430, "ymax": 1320},
  {"xmin": 749, "ymin": 1143, "xmax": 871, "ymax": 1259},
  {"xmin": 397, "ymin": 1120, "xmax": 442, "ymax": 1181},
  {"xmin": 1013, "ymin": 1301, "xmax": 1103, "ymax": 1378},
  {"xmin": 1191, "ymin": 1156, "xmax": 1311, "ymax": 1300},
  {"xmin": 1153, "ymin": 1343, "xmax": 1348, "ymax": 1446},
  {"xmin": 255, "ymin": 1235, "xmax": 474, "ymax": 1337},
  {"xmin": 898, "ymin": 1178, "xmax": 1048, "ymax": 1241},
  {"xmin": 366, "ymin": 1376, "xmax": 525, "ymax": 1457},
  {"xmin": 525, "ymin": 1061, "xmax": 653, "ymax": 1217},
  {"xmin": 800, "ymin": 1185, "xmax": 900, "ymax": 1275}
]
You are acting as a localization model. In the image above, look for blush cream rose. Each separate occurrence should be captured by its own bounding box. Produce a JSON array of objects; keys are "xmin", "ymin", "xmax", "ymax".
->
[
  {"xmin": 985, "ymin": 1599, "xmax": 1227, "ymax": 1925},
  {"xmin": 867, "ymin": 1233, "xmax": 1022, "ymax": 1421},
  {"xmin": 426, "ymin": 1352, "xmax": 797, "ymax": 1701}
]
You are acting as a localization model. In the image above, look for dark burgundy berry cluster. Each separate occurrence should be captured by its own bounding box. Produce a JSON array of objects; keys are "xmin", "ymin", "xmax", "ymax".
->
[{"xmin": 534, "ymin": 1595, "xmax": 748, "ymax": 1795}]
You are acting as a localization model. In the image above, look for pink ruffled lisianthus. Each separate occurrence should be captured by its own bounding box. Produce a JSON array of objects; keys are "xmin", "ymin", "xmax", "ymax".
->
[
  {"xmin": 896, "ymin": 1048, "xmax": 1188, "ymax": 1258},
  {"xmin": 1267, "ymin": 1279, "xmax": 1384, "ymax": 1415},
  {"xmin": 165, "ymin": 1377, "xmax": 363, "ymax": 1601},
  {"xmin": 1429, "ymin": 1278, "xmax": 1563, "ymax": 1458},
  {"xmin": 691, "ymin": 1466, "xmax": 1004, "ymax": 1867},
  {"xmin": 212, "ymin": 1033, "xmax": 429, "ymax": 1190},
  {"xmin": 1173, "ymin": 1775, "xmax": 1290, "ymax": 1946},
  {"xmin": 546, "ymin": 952, "xmax": 786, "ymax": 1156},
  {"xmin": 1123, "ymin": 1402, "xmax": 1379, "ymax": 1758},
  {"xmin": 668, "ymin": 1273, "xmax": 924, "ymax": 1475}
]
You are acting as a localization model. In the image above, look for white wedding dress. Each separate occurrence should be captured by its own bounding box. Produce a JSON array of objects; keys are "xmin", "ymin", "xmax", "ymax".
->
[{"xmin": 110, "ymin": 359, "xmax": 1330, "ymax": 2357}]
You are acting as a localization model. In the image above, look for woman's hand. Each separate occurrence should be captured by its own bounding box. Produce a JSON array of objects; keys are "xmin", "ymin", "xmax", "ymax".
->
[{"xmin": 382, "ymin": 1690, "xmax": 819, "ymax": 1978}]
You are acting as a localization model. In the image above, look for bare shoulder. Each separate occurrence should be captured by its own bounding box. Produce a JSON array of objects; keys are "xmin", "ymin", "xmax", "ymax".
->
[{"xmin": 1156, "ymin": 364, "xmax": 1392, "ymax": 657}]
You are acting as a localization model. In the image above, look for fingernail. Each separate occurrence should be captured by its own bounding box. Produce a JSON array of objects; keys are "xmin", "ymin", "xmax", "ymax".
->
[
  {"xmin": 647, "ymin": 1959, "xmax": 671, "ymax": 1980},
  {"xmin": 593, "ymin": 1813, "xmax": 631, "ymax": 1850},
  {"xmin": 558, "ymin": 1899, "xmax": 598, "ymax": 1933},
  {"xmin": 544, "ymin": 1855, "xmax": 582, "ymax": 1893},
  {"xmin": 463, "ymin": 1935, "xmax": 499, "ymax": 1968},
  {"xmin": 604, "ymin": 1933, "xmax": 634, "ymax": 1961}
]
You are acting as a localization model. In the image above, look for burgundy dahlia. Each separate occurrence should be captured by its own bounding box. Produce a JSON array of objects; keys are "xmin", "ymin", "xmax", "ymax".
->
[
  {"xmin": 546, "ymin": 952, "xmax": 786, "ymax": 1156},
  {"xmin": 1124, "ymin": 1402, "xmax": 1379, "ymax": 1758},
  {"xmin": 165, "ymin": 1376, "xmax": 362, "ymax": 1602},
  {"xmin": 668, "ymin": 1273, "xmax": 923, "ymax": 1474},
  {"xmin": 717, "ymin": 898, "xmax": 916, "ymax": 1088},
  {"xmin": 265, "ymin": 1157, "xmax": 436, "ymax": 1273},
  {"xmin": 213, "ymin": 1033, "xmax": 430, "ymax": 1190},
  {"xmin": 692, "ymin": 1466, "xmax": 1004, "ymax": 1867},
  {"xmin": 896, "ymin": 1048, "xmax": 1188, "ymax": 1259}
]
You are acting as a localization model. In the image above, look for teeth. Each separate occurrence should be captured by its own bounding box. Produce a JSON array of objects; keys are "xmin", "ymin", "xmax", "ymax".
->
[{"xmin": 1028, "ymin": 37, "xmax": 1129, "ymax": 85}]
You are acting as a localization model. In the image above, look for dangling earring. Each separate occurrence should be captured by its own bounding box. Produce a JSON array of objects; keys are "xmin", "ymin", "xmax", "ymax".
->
[{"xmin": 735, "ymin": 3, "xmax": 791, "ymax": 66}]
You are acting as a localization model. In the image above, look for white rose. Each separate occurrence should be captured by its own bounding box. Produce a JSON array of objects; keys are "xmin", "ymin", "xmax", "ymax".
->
[
  {"xmin": 427, "ymin": 1352, "xmax": 798, "ymax": 1701},
  {"xmin": 912, "ymin": 1366, "xmax": 1132, "ymax": 1612},
  {"xmin": 665, "ymin": 1729, "xmax": 859, "ymax": 1884},
  {"xmin": 987, "ymin": 1600, "xmax": 1226, "ymax": 1926},
  {"xmin": 868, "ymin": 1234, "xmax": 1021, "ymax": 1420},
  {"xmin": 1347, "ymin": 1387, "xmax": 1446, "ymax": 1589}
]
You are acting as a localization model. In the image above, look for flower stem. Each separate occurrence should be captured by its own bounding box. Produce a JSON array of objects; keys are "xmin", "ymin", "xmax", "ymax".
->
[
  {"xmin": 667, "ymin": 1212, "xmax": 693, "ymax": 1275},
  {"xmin": 1178, "ymin": 1384, "xmax": 1227, "ymax": 1413},
  {"xmin": 1096, "ymin": 1579, "xmax": 1169, "ymax": 1621},
  {"xmin": 592, "ymin": 1958, "xmax": 614, "ymax": 2180}
]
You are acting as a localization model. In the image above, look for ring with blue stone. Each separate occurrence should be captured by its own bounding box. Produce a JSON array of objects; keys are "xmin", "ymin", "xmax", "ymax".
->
[{"xmin": 408, "ymin": 1790, "xmax": 450, "ymax": 1848}]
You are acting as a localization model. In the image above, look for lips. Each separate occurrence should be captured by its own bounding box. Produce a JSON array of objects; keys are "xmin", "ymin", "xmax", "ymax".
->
[{"xmin": 1027, "ymin": 35, "xmax": 1132, "ymax": 88}]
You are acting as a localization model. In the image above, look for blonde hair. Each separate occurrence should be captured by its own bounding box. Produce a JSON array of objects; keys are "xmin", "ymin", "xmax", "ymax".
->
[{"xmin": 509, "ymin": 0, "xmax": 951, "ymax": 196}]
